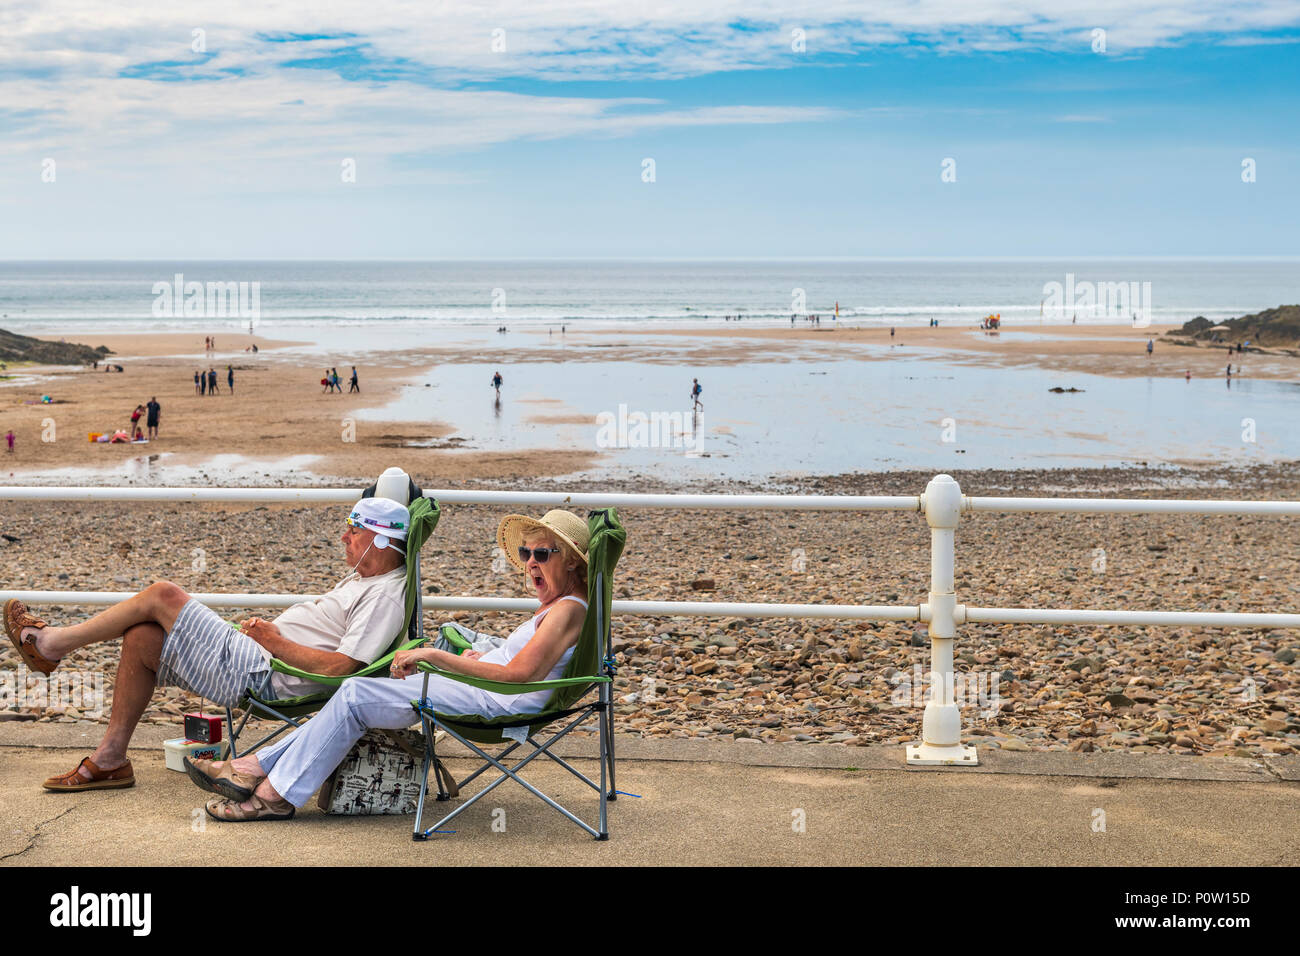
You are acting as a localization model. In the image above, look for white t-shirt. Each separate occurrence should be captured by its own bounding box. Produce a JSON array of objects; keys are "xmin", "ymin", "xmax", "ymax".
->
[
  {"xmin": 475, "ymin": 595, "xmax": 585, "ymax": 714},
  {"xmin": 266, "ymin": 566, "xmax": 407, "ymax": 697}
]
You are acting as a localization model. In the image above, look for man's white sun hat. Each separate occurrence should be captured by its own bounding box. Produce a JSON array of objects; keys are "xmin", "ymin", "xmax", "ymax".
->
[{"xmin": 348, "ymin": 497, "xmax": 410, "ymax": 550}]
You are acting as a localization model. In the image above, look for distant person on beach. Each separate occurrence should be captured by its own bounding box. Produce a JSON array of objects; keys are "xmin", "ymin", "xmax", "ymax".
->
[
  {"xmin": 3, "ymin": 497, "xmax": 411, "ymax": 794},
  {"xmin": 129, "ymin": 404, "xmax": 143, "ymax": 435},
  {"xmin": 1226, "ymin": 363, "xmax": 1232, "ymax": 379},
  {"xmin": 492, "ymin": 371, "xmax": 503, "ymax": 394},
  {"xmin": 227, "ymin": 365, "xmax": 234, "ymax": 394},
  {"xmin": 209, "ymin": 368, "xmax": 219, "ymax": 395},
  {"xmin": 199, "ymin": 370, "xmax": 207, "ymax": 395},
  {"xmin": 321, "ymin": 370, "xmax": 331, "ymax": 393},
  {"xmin": 193, "ymin": 370, "xmax": 201, "ymax": 394},
  {"xmin": 5, "ymin": 430, "xmax": 13, "ymax": 453},
  {"xmin": 1146, "ymin": 339, "xmax": 1154, "ymax": 357},
  {"xmin": 349, "ymin": 367, "xmax": 359, "ymax": 393},
  {"xmin": 890, "ymin": 327, "xmax": 895, "ymax": 337},
  {"xmin": 691, "ymin": 378, "xmax": 703, "ymax": 411},
  {"xmin": 1185, "ymin": 369, "xmax": 1191, "ymax": 382},
  {"xmin": 146, "ymin": 397, "xmax": 160, "ymax": 440}
]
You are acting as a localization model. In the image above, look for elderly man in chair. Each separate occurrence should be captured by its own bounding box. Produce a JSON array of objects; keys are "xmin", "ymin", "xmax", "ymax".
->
[{"xmin": 3, "ymin": 498, "xmax": 410, "ymax": 792}]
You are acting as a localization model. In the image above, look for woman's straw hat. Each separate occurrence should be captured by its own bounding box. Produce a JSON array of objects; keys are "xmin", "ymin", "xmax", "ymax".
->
[{"xmin": 497, "ymin": 510, "xmax": 589, "ymax": 572}]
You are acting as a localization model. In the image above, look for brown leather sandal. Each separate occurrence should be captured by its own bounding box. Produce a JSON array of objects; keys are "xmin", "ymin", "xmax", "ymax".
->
[
  {"xmin": 184, "ymin": 756, "xmax": 260, "ymax": 802},
  {"xmin": 205, "ymin": 794, "xmax": 295, "ymax": 822},
  {"xmin": 4, "ymin": 599, "xmax": 59, "ymax": 675},
  {"xmin": 43, "ymin": 757, "xmax": 135, "ymax": 792}
]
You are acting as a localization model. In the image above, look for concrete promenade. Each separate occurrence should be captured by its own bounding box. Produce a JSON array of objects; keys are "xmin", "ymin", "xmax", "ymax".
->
[{"xmin": 2, "ymin": 721, "xmax": 1297, "ymax": 867}]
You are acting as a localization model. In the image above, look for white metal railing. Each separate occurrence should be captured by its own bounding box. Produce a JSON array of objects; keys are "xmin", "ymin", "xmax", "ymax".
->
[{"xmin": 2, "ymin": 474, "xmax": 1298, "ymax": 767}]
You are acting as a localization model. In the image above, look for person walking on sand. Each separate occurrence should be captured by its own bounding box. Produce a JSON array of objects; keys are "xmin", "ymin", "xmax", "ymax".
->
[
  {"xmin": 691, "ymin": 377, "xmax": 703, "ymax": 411},
  {"xmin": 146, "ymin": 397, "xmax": 160, "ymax": 440},
  {"xmin": 5, "ymin": 430, "xmax": 13, "ymax": 453},
  {"xmin": 227, "ymin": 365, "xmax": 234, "ymax": 395},
  {"xmin": 1146, "ymin": 339, "xmax": 1154, "ymax": 358},
  {"xmin": 331, "ymin": 367, "xmax": 341, "ymax": 394},
  {"xmin": 349, "ymin": 366, "xmax": 359, "ymax": 393},
  {"xmin": 492, "ymin": 370, "xmax": 503, "ymax": 395}
]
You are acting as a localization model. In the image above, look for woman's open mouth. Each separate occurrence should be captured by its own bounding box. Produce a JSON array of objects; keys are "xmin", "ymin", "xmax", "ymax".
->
[{"xmin": 531, "ymin": 572, "xmax": 545, "ymax": 588}]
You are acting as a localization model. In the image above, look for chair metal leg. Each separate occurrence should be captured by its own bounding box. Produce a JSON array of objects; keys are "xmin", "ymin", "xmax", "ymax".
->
[
  {"xmin": 603, "ymin": 703, "xmax": 617, "ymax": 801},
  {"xmin": 418, "ymin": 712, "xmax": 604, "ymax": 840},
  {"xmin": 413, "ymin": 711, "xmax": 435, "ymax": 840}
]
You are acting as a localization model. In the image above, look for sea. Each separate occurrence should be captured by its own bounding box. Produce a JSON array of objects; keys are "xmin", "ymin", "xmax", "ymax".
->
[{"xmin": 0, "ymin": 259, "xmax": 1294, "ymax": 334}]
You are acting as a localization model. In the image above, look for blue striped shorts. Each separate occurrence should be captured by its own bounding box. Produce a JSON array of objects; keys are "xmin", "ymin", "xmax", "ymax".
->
[{"xmin": 156, "ymin": 599, "xmax": 273, "ymax": 708}]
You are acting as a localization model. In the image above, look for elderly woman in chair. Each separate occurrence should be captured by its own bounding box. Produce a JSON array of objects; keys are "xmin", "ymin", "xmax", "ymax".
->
[{"xmin": 187, "ymin": 510, "xmax": 590, "ymax": 821}]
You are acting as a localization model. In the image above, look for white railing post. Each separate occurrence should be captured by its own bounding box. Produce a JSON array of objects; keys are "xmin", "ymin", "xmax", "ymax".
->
[{"xmin": 907, "ymin": 474, "xmax": 978, "ymax": 766}]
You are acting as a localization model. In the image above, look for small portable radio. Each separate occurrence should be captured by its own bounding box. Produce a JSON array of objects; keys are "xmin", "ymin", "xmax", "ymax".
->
[{"xmin": 183, "ymin": 713, "xmax": 223, "ymax": 744}]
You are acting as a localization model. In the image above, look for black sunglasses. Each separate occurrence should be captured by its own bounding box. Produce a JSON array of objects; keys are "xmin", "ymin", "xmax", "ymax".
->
[{"xmin": 518, "ymin": 546, "xmax": 562, "ymax": 564}]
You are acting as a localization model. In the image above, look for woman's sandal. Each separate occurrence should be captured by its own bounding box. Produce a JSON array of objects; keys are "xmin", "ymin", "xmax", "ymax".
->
[
  {"xmin": 184, "ymin": 756, "xmax": 260, "ymax": 802},
  {"xmin": 3, "ymin": 599, "xmax": 59, "ymax": 675},
  {"xmin": 205, "ymin": 794, "xmax": 295, "ymax": 822}
]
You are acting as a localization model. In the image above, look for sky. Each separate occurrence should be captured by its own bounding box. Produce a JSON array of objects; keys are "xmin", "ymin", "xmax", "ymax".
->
[{"xmin": 1, "ymin": 1, "xmax": 1298, "ymax": 259}]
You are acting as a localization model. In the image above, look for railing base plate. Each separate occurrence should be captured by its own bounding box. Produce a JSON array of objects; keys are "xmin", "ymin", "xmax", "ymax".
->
[{"xmin": 906, "ymin": 742, "xmax": 979, "ymax": 766}]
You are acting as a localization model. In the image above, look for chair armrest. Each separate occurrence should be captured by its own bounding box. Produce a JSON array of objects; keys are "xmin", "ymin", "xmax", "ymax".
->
[
  {"xmin": 415, "ymin": 661, "xmax": 610, "ymax": 696},
  {"xmin": 269, "ymin": 636, "xmax": 428, "ymax": 686},
  {"xmin": 439, "ymin": 624, "xmax": 472, "ymax": 654}
]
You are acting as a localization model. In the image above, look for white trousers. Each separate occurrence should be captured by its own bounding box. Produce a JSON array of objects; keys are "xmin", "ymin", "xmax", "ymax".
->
[{"xmin": 255, "ymin": 672, "xmax": 518, "ymax": 808}]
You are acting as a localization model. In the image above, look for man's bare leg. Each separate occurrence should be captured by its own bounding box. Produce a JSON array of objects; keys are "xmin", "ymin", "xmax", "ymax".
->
[
  {"xmin": 74, "ymin": 621, "xmax": 166, "ymax": 780},
  {"xmin": 24, "ymin": 581, "xmax": 190, "ymax": 664}
]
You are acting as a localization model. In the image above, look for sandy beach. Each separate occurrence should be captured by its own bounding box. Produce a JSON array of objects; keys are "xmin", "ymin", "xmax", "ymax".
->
[
  {"xmin": 2, "ymin": 322, "xmax": 1296, "ymax": 486},
  {"xmin": 1, "ymin": 332, "xmax": 600, "ymax": 482}
]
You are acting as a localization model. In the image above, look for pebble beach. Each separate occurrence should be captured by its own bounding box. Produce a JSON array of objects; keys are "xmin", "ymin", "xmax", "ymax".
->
[{"xmin": 3, "ymin": 462, "xmax": 1297, "ymax": 758}]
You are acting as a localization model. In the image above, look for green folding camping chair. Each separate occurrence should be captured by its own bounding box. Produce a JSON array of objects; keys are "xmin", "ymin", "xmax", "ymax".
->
[
  {"xmin": 410, "ymin": 507, "xmax": 627, "ymax": 841},
  {"xmin": 225, "ymin": 493, "xmax": 440, "ymax": 757}
]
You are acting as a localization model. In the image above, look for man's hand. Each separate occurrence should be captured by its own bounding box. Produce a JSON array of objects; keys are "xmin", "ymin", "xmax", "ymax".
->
[
  {"xmin": 390, "ymin": 648, "xmax": 428, "ymax": 679},
  {"xmin": 238, "ymin": 617, "xmax": 283, "ymax": 648}
]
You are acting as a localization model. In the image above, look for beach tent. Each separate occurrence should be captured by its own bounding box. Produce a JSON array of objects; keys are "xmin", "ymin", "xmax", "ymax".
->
[{"xmin": 410, "ymin": 508, "xmax": 626, "ymax": 841}]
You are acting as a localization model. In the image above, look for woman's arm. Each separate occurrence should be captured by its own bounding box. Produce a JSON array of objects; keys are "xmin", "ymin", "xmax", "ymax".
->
[{"xmin": 391, "ymin": 600, "xmax": 584, "ymax": 683}]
